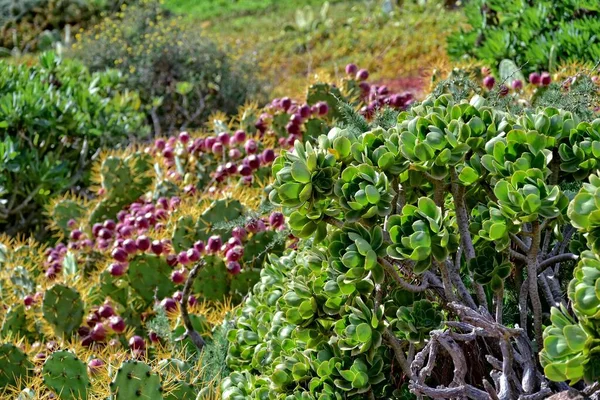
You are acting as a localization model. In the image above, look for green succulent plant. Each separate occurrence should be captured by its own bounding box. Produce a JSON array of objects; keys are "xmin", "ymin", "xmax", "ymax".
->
[
  {"xmin": 393, "ymin": 299, "xmax": 443, "ymax": 344},
  {"xmin": 333, "ymin": 163, "xmax": 395, "ymax": 221},
  {"xmin": 387, "ymin": 197, "xmax": 458, "ymax": 273},
  {"xmin": 468, "ymin": 249, "xmax": 512, "ymax": 291}
]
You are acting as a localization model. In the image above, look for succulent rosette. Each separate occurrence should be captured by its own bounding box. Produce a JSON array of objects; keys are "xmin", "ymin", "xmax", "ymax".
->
[{"xmin": 393, "ymin": 299, "xmax": 443, "ymax": 344}]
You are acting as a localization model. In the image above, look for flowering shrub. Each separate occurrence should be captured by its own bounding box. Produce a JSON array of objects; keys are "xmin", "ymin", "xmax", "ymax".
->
[
  {"xmin": 0, "ymin": 51, "xmax": 147, "ymax": 238},
  {"xmin": 223, "ymin": 84, "xmax": 600, "ymax": 398},
  {"xmin": 72, "ymin": 0, "xmax": 263, "ymax": 135}
]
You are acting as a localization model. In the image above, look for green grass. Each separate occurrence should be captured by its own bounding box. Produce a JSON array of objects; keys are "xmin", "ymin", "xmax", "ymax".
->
[{"xmin": 163, "ymin": 0, "xmax": 333, "ymax": 20}]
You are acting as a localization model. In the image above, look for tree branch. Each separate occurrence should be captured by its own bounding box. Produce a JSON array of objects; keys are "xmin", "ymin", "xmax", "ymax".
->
[
  {"xmin": 179, "ymin": 260, "xmax": 206, "ymax": 350},
  {"xmin": 538, "ymin": 253, "xmax": 578, "ymax": 271},
  {"xmin": 383, "ymin": 328, "xmax": 412, "ymax": 378}
]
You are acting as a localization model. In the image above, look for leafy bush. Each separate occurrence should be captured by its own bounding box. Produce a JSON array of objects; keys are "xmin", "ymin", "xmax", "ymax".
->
[
  {"xmin": 0, "ymin": 0, "xmax": 125, "ymax": 53},
  {"xmin": 447, "ymin": 0, "xmax": 600, "ymax": 74},
  {"xmin": 72, "ymin": 0, "xmax": 263, "ymax": 135},
  {"xmin": 0, "ymin": 51, "xmax": 147, "ymax": 238},
  {"xmin": 224, "ymin": 85, "xmax": 600, "ymax": 398}
]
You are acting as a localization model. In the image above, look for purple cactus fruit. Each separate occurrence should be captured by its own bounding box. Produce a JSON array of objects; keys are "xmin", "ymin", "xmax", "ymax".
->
[
  {"xmin": 299, "ymin": 104, "xmax": 311, "ymax": 118},
  {"xmin": 149, "ymin": 332, "xmax": 160, "ymax": 343},
  {"xmin": 262, "ymin": 148, "xmax": 275, "ymax": 163},
  {"xmin": 269, "ymin": 212, "xmax": 285, "ymax": 228},
  {"xmin": 247, "ymin": 154, "xmax": 261, "ymax": 170},
  {"xmin": 238, "ymin": 164, "xmax": 252, "ymax": 176},
  {"xmin": 155, "ymin": 138, "xmax": 166, "ymax": 150},
  {"xmin": 229, "ymin": 148, "xmax": 242, "ymax": 159},
  {"xmin": 511, "ymin": 79, "xmax": 523, "ymax": 90},
  {"xmin": 173, "ymin": 291, "xmax": 183, "ymax": 302},
  {"xmin": 483, "ymin": 76, "xmax": 495, "ymax": 90},
  {"xmin": 540, "ymin": 72, "xmax": 551, "ymax": 86},
  {"xmin": 122, "ymin": 239, "xmax": 137, "ymax": 254},
  {"xmin": 225, "ymin": 162, "xmax": 237, "ymax": 174},
  {"xmin": 81, "ymin": 335, "xmax": 94, "ymax": 347},
  {"xmin": 104, "ymin": 219, "xmax": 116, "ymax": 230},
  {"xmin": 317, "ymin": 101, "xmax": 329, "ymax": 116},
  {"xmin": 187, "ymin": 248, "xmax": 200, "ymax": 262},
  {"xmin": 45, "ymin": 266, "xmax": 57, "ymax": 280},
  {"xmin": 189, "ymin": 295, "xmax": 198, "ymax": 307},
  {"xmin": 177, "ymin": 251, "xmax": 190, "ymax": 265},
  {"xmin": 345, "ymin": 63, "xmax": 358, "ymax": 75},
  {"xmin": 286, "ymin": 121, "xmax": 301, "ymax": 135},
  {"xmin": 166, "ymin": 254, "xmax": 178, "ymax": 268},
  {"xmin": 170, "ymin": 196, "xmax": 181, "ymax": 209},
  {"xmin": 245, "ymin": 139, "xmax": 258, "ymax": 154},
  {"xmin": 151, "ymin": 240, "xmax": 164, "ymax": 255},
  {"xmin": 99, "ymin": 303, "xmax": 115, "ymax": 318},
  {"xmin": 87, "ymin": 359, "xmax": 104, "ymax": 375},
  {"xmin": 281, "ymin": 97, "xmax": 292, "ymax": 111},
  {"xmin": 226, "ymin": 261, "xmax": 241, "ymax": 275},
  {"xmin": 70, "ymin": 229, "xmax": 82, "ymax": 241},
  {"xmin": 205, "ymin": 136, "xmax": 216, "ymax": 149},
  {"xmin": 171, "ymin": 269, "xmax": 187, "ymax": 284},
  {"xmin": 226, "ymin": 246, "xmax": 244, "ymax": 262},
  {"xmin": 34, "ymin": 353, "xmax": 46, "ymax": 363},
  {"xmin": 92, "ymin": 223, "xmax": 103, "ymax": 237},
  {"xmin": 98, "ymin": 228, "xmax": 112, "ymax": 240},
  {"xmin": 179, "ymin": 131, "xmax": 190, "ymax": 144},
  {"xmin": 67, "ymin": 219, "xmax": 77, "ymax": 229},
  {"xmin": 529, "ymin": 72, "xmax": 541, "ymax": 85},
  {"xmin": 217, "ymin": 131, "xmax": 231, "ymax": 146},
  {"xmin": 160, "ymin": 297, "xmax": 178, "ymax": 312},
  {"xmin": 108, "ymin": 262, "xmax": 126, "ymax": 277},
  {"xmin": 499, "ymin": 85, "xmax": 509, "ymax": 96},
  {"xmin": 233, "ymin": 130, "xmax": 247, "ymax": 144},
  {"xmin": 193, "ymin": 240, "xmax": 205, "ymax": 254},
  {"xmin": 356, "ymin": 69, "xmax": 369, "ymax": 81},
  {"xmin": 157, "ymin": 197, "xmax": 169, "ymax": 210},
  {"xmin": 129, "ymin": 335, "xmax": 145, "ymax": 351},
  {"xmin": 212, "ymin": 142, "xmax": 224, "ymax": 155},
  {"xmin": 91, "ymin": 323, "xmax": 107, "ymax": 341},
  {"xmin": 112, "ymin": 247, "xmax": 128, "ymax": 263},
  {"xmin": 207, "ymin": 235, "xmax": 222, "ymax": 254},
  {"xmin": 24, "ymin": 295, "xmax": 34, "ymax": 307},
  {"xmin": 246, "ymin": 218, "xmax": 266, "ymax": 233},
  {"xmin": 136, "ymin": 235, "xmax": 150, "ymax": 251},
  {"xmin": 232, "ymin": 226, "xmax": 247, "ymax": 240},
  {"xmin": 109, "ymin": 316, "xmax": 125, "ymax": 333}
]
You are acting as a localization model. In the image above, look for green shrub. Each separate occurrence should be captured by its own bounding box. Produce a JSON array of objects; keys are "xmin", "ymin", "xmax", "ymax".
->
[
  {"xmin": 224, "ymin": 86, "xmax": 600, "ymax": 397},
  {"xmin": 0, "ymin": 0, "xmax": 125, "ymax": 53},
  {"xmin": 447, "ymin": 0, "xmax": 600, "ymax": 74},
  {"xmin": 72, "ymin": 0, "xmax": 263, "ymax": 136},
  {"xmin": 0, "ymin": 51, "xmax": 147, "ymax": 238}
]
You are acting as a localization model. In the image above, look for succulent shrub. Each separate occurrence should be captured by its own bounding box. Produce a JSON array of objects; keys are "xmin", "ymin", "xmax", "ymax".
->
[
  {"xmin": 447, "ymin": 0, "xmax": 600, "ymax": 74},
  {"xmin": 0, "ymin": 51, "xmax": 147, "ymax": 238},
  {"xmin": 72, "ymin": 0, "xmax": 263, "ymax": 135},
  {"xmin": 224, "ymin": 89, "xmax": 600, "ymax": 399}
]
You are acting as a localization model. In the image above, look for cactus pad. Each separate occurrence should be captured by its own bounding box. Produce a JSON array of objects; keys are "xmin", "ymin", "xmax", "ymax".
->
[
  {"xmin": 99, "ymin": 270, "xmax": 129, "ymax": 307},
  {"xmin": 1, "ymin": 305, "xmax": 36, "ymax": 342},
  {"xmin": 0, "ymin": 343, "xmax": 32, "ymax": 388},
  {"xmin": 164, "ymin": 380, "xmax": 195, "ymax": 400},
  {"xmin": 48, "ymin": 199, "xmax": 85, "ymax": 237},
  {"xmin": 192, "ymin": 256, "xmax": 228, "ymax": 301},
  {"xmin": 42, "ymin": 351, "xmax": 89, "ymax": 400},
  {"xmin": 110, "ymin": 360, "xmax": 163, "ymax": 400},
  {"xmin": 9, "ymin": 266, "xmax": 35, "ymax": 297},
  {"xmin": 127, "ymin": 254, "xmax": 175, "ymax": 305},
  {"xmin": 241, "ymin": 231, "xmax": 285, "ymax": 269},
  {"xmin": 230, "ymin": 268, "xmax": 261, "ymax": 302},
  {"xmin": 42, "ymin": 285, "xmax": 84, "ymax": 337},
  {"xmin": 306, "ymin": 82, "xmax": 343, "ymax": 120}
]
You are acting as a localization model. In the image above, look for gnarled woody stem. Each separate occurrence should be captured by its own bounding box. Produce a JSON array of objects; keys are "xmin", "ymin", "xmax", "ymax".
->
[{"xmin": 180, "ymin": 260, "xmax": 206, "ymax": 350}]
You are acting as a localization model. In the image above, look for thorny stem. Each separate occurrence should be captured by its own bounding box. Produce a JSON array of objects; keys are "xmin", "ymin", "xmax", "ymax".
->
[
  {"xmin": 180, "ymin": 260, "xmax": 206, "ymax": 350},
  {"xmin": 383, "ymin": 328, "xmax": 412, "ymax": 378},
  {"xmin": 527, "ymin": 221, "xmax": 544, "ymax": 347},
  {"xmin": 495, "ymin": 289, "xmax": 503, "ymax": 325}
]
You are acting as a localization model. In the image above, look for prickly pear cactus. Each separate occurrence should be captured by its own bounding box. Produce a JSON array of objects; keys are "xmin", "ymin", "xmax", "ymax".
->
[
  {"xmin": 172, "ymin": 199, "xmax": 244, "ymax": 253},
  {"xmin": 47, "ymin": 198, "xmax": 86, "ymax": 238},
  {"xmin": 1, "ymin": 305, "xmax": 37, "ymax": 342},
  {"xmin": 192, "ymin": 256, "xmax": 228, "ymax": 301},
  {"xmin": 110, "ymin": 360, "xmax": 163, "ymax": 400},
  {"xmin": 90, "ymin": 153, "xmax": 153, "ymax": 224},
  {"xmin": 42, "ymin": 351, "xmax": 90, "ymax": 400},
  {"xmin": 165, "ymin": 380, "xmax": 195, "ymax": 400},
  {"xmin": 0, "ymin": 343, "xmax": 32, "ymax": 387},
  {"xmin": 99, "ymin": 270, "xmax": 129, "ymax": 307},
  {"xmin": 127, "ymin": 254, "xmax": 175, "ymax": 305},
  {"xmin": 306, "ymin": 82, "xmax": 343, "ymax": 120},
  {"xmin": 42, "ymin": 285, "xmax": 84, "ymax": 337},
  {"xmin": 159, "ymin": 359, "xmax": 195, "ymax": 400}
]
